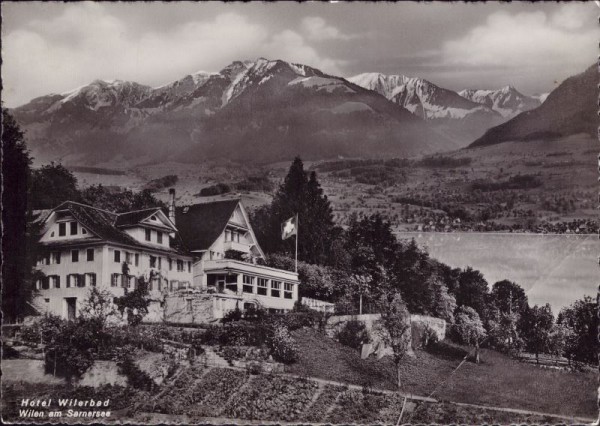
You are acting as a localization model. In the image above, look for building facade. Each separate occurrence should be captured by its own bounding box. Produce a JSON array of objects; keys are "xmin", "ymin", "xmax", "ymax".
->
[{"xmin": 33, "ymin": 196, "xmax": 300, "ymax": 322}]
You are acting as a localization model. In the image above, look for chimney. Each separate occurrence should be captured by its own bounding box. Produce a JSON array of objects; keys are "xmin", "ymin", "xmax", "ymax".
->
[{"xmin": 168, "ymin": 188, "xmax": 176, "ymax": 226}]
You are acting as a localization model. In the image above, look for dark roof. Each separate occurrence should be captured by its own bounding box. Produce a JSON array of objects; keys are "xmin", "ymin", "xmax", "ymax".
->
[
  {"xmin": 175, "ymin": 199, "xmax": 240, "ymax": 251},
  {"xmin": 114, "ymin": 208, "xmax": 162, "ymax": 227},
  {"xmin": 46, "ymin": 201, "xmax": 187, "ymax": 255}
]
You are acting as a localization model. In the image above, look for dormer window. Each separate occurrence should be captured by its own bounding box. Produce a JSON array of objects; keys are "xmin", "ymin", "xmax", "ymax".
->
[
  {"xmin": 145, "ymin": 229, "xmax": 151, "ymax": 241},
  {"xmin": 59, "ymin": 223, "xmax": 66, "ymax": 236},
  {"xmin": 70, "ymin": 222, "xmax": 77, "ymax": 235},
  {"xmin": 81, "ymin": 228, "xmax": 87, "ymax": 235},
  {"xmin": 157, "ymin": 232, "xmax": 163, "ymax": 244}
]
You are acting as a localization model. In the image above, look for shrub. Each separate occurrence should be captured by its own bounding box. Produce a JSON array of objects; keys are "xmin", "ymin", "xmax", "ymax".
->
[
  {"xmin": 2, "ymin": 345, "xmax": 20, "ymax": 359},
  {"xmin": 118, "ymin": 356, "xmax": 155, "ymax": 392},
  {"xmin": 421, "ymin": 325, "xmax": 439, "ymax": 350},
  {"xmin": 201, "ymin": 322, "xmax": 269, "ymax": 347},
  {"xmin": 267, "ymin": 310, "xmax": 328, "ymax": 331},
  {"xmin": 43, "ymin": 317, "xmax": 107, "ymax": 380},
  {"xmin": 222, "ymin": 306, "xmax": 243, "ymax": 323},
  {"xmin": 336, "ymin": 320, "xmax": 370, "ymax": 350},
  {"xmin": 267, "ymin": 325, "xmax": 299, "ymax": 364}
]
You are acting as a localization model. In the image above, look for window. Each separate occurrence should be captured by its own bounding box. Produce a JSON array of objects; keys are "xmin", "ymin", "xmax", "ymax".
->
[
  {"xmin": 51, "ymin": 275, "xmax": 60, "ymax": 289},
  {"xmin": 111, "ymin": 273, "xmax": 120, "ymax": 287},
  {"xmin": 188, "ymin": 261, "xmax": 191, "ymax": 273},
  {"xmin": 134, "ymin": 253, "xmax": 139, "ymax": 267},
  {"xmin": 225, "ymin": 230, "xmax": 231, "ymax": 241},
  {"xmin": 59, "ymin": 223, "xmax": 66, "ymax": 236},
  {"xmin": 150, "ymin": 256, "xmax": 157, "ymax": 268},
  {"xmin": 125, "ymin": 252, "xmax": 132, "ymax": 264},
  {"xmin": 68, "ymin": 274, "xmax": 84, "ymax": 288},
  {"xmin": 186, "ymin": 299, "xmax": 193, "ymax": 312},
  {"xmin": 85, "ymin": 273, "xmax": 96, "ymax": 287},
  {"xmin": 243, "ymin": 275, "xmax": 254, "ymax": 293},
  {"xmin": 45, "ymin": 254, "xmax": 51, "ymax": 265},
  {"xmin": 168, "ymin": 258, "xmax": 173, "ymax": 271},
  {"xmin": 257, "ymin": 278, "xmax": 268, "ymax": 296},
  {"xmin": 130, "ymin": 276, "xmax": 138, "ymax": 290},
  {"xmin": 177, "ymin": 260, "xmax": 184, "ymax": 272},
  {"xmin": 170, "ymin": 280, "xmax": 179, "ymax": 291},
  {"xmin": 86, "ymin": 248, "xmax": 94, "ymax": 261},
  {"xmin": 70, "ymin": 222, "xmax": 77, "ymax": 235},
  {"xmin": 157, "ymin": 232, "xmax": 163, "ymax": 244},
  {"xmin": 145, "ymin": 229, "xmax": 151, "ymax": 241},
  {"xmin": 71, "ymin": 250, "xmax": 79, "ymax": 263},
  {"xmin": 284, "ymin": 282, "xmax": 294, "ymax": 299},
  {"xmin": 81, "ymin": 228, "xmax": 87, "ymax": 235},
  {"xmin": 51, "ymin": 252, "xmax": 61, "ymax": 264},
  {"xmin": 271, "ymin": 280, "xmax": 281, "ymax": 298},
  {"xmin": 114, "ymin": 250, "xmax": 121, "ymax": 263},
  {"xmin": 121, "ymin": 275, "xmax": 129, "ymax": 289},
  {"xmin": 158, "ymin": 257, "xmax": 162, "ymax": 270},
  {"xmin": 44, "ymin": 299, "xmax": 50, "ymax": 303}
]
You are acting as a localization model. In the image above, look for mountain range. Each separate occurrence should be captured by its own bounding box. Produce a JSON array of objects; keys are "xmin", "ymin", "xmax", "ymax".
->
[
  {"xmin": 10, "ymin": 58, "xmax": 561, "ymax": 165},
  {"xmin": 469, "ymin": 64, "xmax": 596, "ymax": 148}
]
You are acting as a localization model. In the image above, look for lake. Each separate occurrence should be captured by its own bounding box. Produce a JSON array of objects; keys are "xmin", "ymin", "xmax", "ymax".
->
[{"xmin": 396, "ymin": 232, "xmax": 598, "ymax": 313}]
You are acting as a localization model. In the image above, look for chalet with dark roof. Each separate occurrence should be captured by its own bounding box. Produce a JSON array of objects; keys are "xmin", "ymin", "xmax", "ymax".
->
[{"xmin": 34, "ymin": 194, "xmax": 299, "ymax": 322}]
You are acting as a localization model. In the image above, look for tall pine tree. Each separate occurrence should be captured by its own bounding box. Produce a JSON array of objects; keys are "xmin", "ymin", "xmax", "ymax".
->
[
  {"xmin": 252, "ymin": 157, "xmax": 338, "ymax": 265},
  {"xmin": 2, "ymin": 109, "xmax": 38, "ymax": 323}
]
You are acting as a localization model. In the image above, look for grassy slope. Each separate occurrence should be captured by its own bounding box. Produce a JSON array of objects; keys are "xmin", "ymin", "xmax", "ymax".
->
[{"xmin": 287, "ymin": 328, "xmax": 597, "ymax": 418}]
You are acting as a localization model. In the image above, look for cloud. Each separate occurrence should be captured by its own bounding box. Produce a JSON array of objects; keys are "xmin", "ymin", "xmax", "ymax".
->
[
  {"xmin": 301, "ymin": 17, "xmax": 356, "ymax": 41},
  {"xmin": 265, "ymin": 30, "xmax": 346, "ymax": 74},
  {"xmin": 441, "ymin": 6, "xmax": 598, "ymax": 72},
  {"xmin": 2, "ymin": 3, "xmax": 344, "ymax": 106}
]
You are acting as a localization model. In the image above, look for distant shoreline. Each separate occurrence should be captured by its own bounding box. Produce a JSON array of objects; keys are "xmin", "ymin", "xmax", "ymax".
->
[{"xmin": 395, "ymin": 231, "xmax": 597, "ymax": 237}]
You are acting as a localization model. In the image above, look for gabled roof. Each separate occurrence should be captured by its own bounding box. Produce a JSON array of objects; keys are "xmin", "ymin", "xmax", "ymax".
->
[
  {"xmin": 45, "ymin": 201, "xmax": 187, "ymax": 255},
  {"xmin": 114, "ymin": 207, "xmax": 162, "ymax": 227},
  {"xmin": 175, "ymin": 199, "xmax": 240, "ymax": 251}
]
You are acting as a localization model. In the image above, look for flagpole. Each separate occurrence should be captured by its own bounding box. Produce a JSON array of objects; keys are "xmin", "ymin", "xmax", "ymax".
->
[{"xmin": 295, "ymin": 213, "xmax": 298, "ymax": 273}]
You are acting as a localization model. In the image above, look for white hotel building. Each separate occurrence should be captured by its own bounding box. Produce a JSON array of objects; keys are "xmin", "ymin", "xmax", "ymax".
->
[{"xmin": 33, "ymin": 194, "xmax": 299, "ymax": 322}]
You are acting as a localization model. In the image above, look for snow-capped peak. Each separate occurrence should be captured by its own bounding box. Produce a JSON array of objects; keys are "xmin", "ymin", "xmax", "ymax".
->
[{"xmin": 459, "ymin": 86, "xmax": 541, "ymax": 118}]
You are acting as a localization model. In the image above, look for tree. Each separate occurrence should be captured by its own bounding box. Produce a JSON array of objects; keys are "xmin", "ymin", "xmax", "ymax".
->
[
  {"xmin": 455, "ymin": 267, "xmax": 489, "ymax": 322},
  {"xmin": 1, "ymin": 109, "xmax": 37, "ymax": 323},
  {"xmin": 522, "ymin": 304, "xmax": 554, "ymax": 364},
  {"xmin": 377, "ymin": 292, "xmax": 411, "ymax": 389},
  {"xmin": 487, "ymin": 312, "xmax": 524, "ymax": 356},
  {"xmin": 454, "ymin": 306, "xmax": 487, "ymax": 363},
  {"xmin": 557, "ymin": 296, "xmax": 598, "ymax": 365},
  {"xmin": 430, "ymin": 277, "xmax": 457, "ymax": 323},
  {"xmin": 79, "ymin": 287, "xmax": 118, "ymax": 328},
  {"xmin": 29, "ymin": 162, "xmax": 80, "ymax": 209},
  {"xmin": 251, "ymin": 157, "xmax": 339, "ymax": 265},
  {"xmin": 80, "ymin": 185, "xmax": 165, "ymax": 213},
  {"xmin": 114, "ymin": 273, "xmax": 152, "ymax": 326},
  {"xmin": 547, "ymin": 323, "xmax": 573, "ymax": 362},
  {"xmin": 489, "ymin": 280, "xmax": 529, "ymax": 317}
]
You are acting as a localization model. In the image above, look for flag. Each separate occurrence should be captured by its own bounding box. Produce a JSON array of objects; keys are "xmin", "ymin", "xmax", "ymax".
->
[{"xmin": 281, "ymin": 215, "xmax": 297, "ymax": 240}]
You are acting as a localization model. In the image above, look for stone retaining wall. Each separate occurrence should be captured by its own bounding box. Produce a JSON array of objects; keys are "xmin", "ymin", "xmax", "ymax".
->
[{"xmin": 325, "ymin": 313, "xmax": 447, "ymax": 358}]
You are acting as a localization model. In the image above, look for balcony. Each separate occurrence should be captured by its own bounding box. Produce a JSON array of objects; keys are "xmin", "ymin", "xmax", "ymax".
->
[
  {"xmin": 223, "ymin": 240, "xmax": 250, "ymax": 253},
  {"xmin": 203, "ymin": 259, "xmax": 299, "ymax": 282}
]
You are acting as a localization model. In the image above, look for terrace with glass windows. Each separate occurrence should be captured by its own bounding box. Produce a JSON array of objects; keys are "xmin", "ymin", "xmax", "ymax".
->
[{"xmin": 203, "ymin": 259, "xmax": 299, "ymax": 312}]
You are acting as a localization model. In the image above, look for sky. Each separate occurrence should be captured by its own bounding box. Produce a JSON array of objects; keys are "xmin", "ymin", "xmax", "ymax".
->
[{"xmin": 2, "ymin": 1, "xmax": 598, "ymax": 107}]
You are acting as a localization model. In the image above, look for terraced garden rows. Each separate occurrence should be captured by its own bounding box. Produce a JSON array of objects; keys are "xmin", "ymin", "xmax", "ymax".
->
[{"xmin": 139, "ymin": 365, "xmax": 573, "ymax": 424}]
